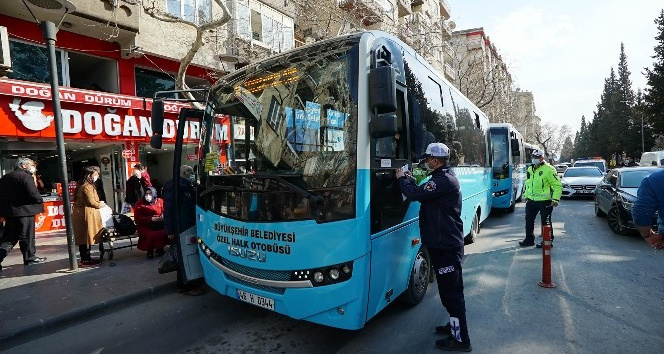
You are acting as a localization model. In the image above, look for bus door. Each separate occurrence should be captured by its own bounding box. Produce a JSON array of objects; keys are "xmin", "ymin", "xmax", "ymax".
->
[
  {"xmin": 366, "ymin": 42, "xmax": 425, "ymax": 318},
  {"xmin": 150, "ymin": 95, "xmax": 207, "ymax": 284}
]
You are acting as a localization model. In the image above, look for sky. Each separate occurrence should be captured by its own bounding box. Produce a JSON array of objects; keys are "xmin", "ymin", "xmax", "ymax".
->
[{"xmin": 447, "ymin": 0, "xmax": 663, "ymax": 134}]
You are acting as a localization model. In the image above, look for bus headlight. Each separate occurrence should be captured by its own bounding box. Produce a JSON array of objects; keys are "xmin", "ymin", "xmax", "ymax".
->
[
  {"xmin": 313, "ymin": 271, "xmax": 324, "ymax": 283},
  {"xmin": 328, "ymin": 268, "xmax": 340, "ymax": 280}
]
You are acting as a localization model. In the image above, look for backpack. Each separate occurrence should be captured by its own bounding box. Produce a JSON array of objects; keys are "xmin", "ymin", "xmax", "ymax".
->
[{"xmin": 112, "ymin": 213, "xmax": 136, "ymax": 236}]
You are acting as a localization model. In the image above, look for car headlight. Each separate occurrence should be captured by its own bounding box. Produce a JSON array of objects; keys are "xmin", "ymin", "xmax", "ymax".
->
[
  {"xmin": 563, "ymin": 183, "xmax": 570, "ymax": 189},
  {"xmin": 619, "ymin": 195, "xmax": 635, "ymax": 211}
]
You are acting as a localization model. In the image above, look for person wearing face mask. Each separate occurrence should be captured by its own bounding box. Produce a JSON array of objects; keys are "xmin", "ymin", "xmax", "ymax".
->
[
  {"xmin": 396, "ymin": 143, "xmax": 472, "ymax": 352},
  {"xmin": 0, "ymin": 158, "xmax": 46, "ymax": 270},
  {"xmin": 519, "ymin": 149, "xmax": 562, "ymax": 248},
  {"xmin": 163, "ymin": 165, "xmax": 203, "ymax": 295},
  {"xmin": 124, "ymin": 168, "xmax": 144, "ymax": 209},
  {"xmin": 134, "ymin": 186, "xmax": 167, "ymax": 259},
  {"xmin": 72, "ymin": 166, "xmax": 105, "ymax": 266}
]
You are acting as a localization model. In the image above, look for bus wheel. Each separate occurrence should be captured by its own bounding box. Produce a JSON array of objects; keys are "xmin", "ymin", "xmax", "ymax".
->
[
  {"xmin": 507, "ymin": 200, "xmax": 516, "ymax": 213},
  {"xmin": 400, "ymin": 247, "xmax": 430, "ymax": 305},
  {"xmin": 464, "ymin": 213, "xmax": 479, "ymax": 245}
]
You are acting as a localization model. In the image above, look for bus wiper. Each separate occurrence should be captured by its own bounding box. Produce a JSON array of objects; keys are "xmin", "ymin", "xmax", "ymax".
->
[{"xmin": 269, "ymin": 175, "xmax": 324, "ymax": 205}]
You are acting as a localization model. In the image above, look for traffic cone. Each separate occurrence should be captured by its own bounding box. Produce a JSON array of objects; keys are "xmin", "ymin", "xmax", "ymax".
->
[{"xmin": 538, "ymin": 224, "xmax": 556, "ymax": 288}]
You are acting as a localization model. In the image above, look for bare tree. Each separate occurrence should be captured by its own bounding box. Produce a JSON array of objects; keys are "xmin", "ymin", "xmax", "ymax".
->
[
  {"xmin": 535, "ymin": 122, "xmax": 572, "ymax": 160},
  {"xmin": 141, "ymin": 0, "xmax": 231, "ymax": 95}
]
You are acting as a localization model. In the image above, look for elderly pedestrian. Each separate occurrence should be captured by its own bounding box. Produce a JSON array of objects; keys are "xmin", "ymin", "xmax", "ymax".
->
[
  {"xmin": 519, "ymin": 149, "xmax": 562, "ymax": 248},
  {"xmin": 396, "ymin": 143, "xmax": 472, "ymax": 352},
  {"xmin": 135, "ymin": 186, "xmax": 167, "ymax": 259},
  {"xmin": 72, "ymin": 166, "xmax": 105, "ymax": 266},
  {"xmin": 632, "ymin": 169, "xmax": 664, "ymax": 249},
  {"xmin": 0, "ymin": 158, "xmax": 46, "ymax": 270}
]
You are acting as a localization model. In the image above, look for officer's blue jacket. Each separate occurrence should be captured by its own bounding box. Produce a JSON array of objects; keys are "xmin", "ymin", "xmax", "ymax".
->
[
  {"xmin": 398, "ymin": 165, "xmax": 464, "ymax": 249},
  {"xmin": 632, "ymin": 169, "xmax": 664, "ymax": 228}
]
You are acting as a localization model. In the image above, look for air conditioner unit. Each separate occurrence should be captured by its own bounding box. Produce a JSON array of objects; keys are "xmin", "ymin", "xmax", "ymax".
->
[{"xmin": 0, "ymin": 26, "xmax": 11, "ymax": 70}]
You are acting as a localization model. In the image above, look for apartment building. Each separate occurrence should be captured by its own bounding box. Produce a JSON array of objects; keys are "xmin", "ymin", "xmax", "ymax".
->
[
  {"xmin": 450, "ymin": 27, "xmax": 513, "ymax": 123},
  {"xmin": 513, "ymin": 89, "xmax": 540, "ymax": 142}
]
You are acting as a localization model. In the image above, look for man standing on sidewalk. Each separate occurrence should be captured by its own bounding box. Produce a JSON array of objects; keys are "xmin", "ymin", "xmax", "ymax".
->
[
  {"xmin": 0, "ymin": 158, "xmax": 46, "ymax": 270},
  {"xmin": 631, "ymin": 169, "xmax": 664, "ymax": 249},
  {"xmin": 396, "ymin": 143, "xmax": 471, "ymax": 352},
  {"xmin": 519, "ymin": 150, "xmax": 562, "ymax": 248}
]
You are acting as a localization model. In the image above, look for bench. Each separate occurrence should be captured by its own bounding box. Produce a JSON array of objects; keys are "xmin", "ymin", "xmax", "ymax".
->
[{"xmin": 99, "ymin": 228, "xmax": 139, "ymax": 261}]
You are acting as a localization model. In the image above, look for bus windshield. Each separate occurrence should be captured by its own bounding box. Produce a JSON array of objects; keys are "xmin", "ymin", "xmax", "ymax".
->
[
  {"xmin": 202, "ymin": 40, "xmax": 359, "ymax": 222},
  {"xmin": 491, "ymin": 129, "xmax": 509, "ymax": 171}
]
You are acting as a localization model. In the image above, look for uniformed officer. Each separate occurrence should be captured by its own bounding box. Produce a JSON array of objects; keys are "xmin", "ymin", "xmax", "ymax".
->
[
  {"xmin": 396, "ymin": 142, "xmax": 471, "ymax": 352},
  {"xmin": 519, "ymin": 149, "xmax": 562, "ymax": 248}
]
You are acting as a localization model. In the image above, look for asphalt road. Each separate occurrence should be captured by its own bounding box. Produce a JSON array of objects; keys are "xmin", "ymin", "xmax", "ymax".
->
[{"xmin": 7, "ymin": 198, "xmax": 664, "ymax": 354}]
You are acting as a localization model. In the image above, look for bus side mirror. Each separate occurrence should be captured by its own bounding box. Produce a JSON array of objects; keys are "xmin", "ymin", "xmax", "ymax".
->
[
  {"xmin": 370, "ymin": 113, "xmax": 397, "ymax": 139},
  {"xmin": 511, "ymin": 139, "xmax": 521, "ymax": 156},
  {"xmin": 369, "ymin": 66, "xmax": 397, "ymax": 113},
  {"xmin": 369, "ymin": 66, "xmax": 397, "ymax": 139},
  {"xmin": 150, "ymin": 99, "xmax": 165, "ymax": 149}
]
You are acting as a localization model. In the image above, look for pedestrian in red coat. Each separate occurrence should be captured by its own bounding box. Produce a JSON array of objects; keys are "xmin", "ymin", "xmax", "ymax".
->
[{"xmin": 134, "ymin": 186, "xmax": 167, "ymax": 259}]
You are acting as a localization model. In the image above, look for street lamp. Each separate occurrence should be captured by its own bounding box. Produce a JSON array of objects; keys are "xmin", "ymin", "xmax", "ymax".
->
[
  {"xmin": 21, "ymin": 0, "xmax": 78, "ymax": 270},
  {"xmin": 639, "ymin": 111, "xmax": 645, "ymax": 154}
]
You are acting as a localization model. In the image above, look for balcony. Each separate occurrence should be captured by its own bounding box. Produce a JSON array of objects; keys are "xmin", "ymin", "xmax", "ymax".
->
[
  {"xmin": 397, "ymin": 0, "xmax": 412, "ymax": 17},
  {"xmin": 444, "ymin": 63, "xmax": 455, "ymax": 82},
  {"xmin": 338, "ymin": 0, "xmax": 387, "ymax": 26},
  {"xmin": 438, "ymin": 0, "xmax": 451, "ymax": 19}
]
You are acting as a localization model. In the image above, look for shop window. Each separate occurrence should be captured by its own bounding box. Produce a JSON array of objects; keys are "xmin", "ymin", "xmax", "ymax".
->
[
  {"xmin": 135, "ymin": 67, "xmax": 210, "ymax": 99},
  {"xmin": 8, "ymin": 40, "xmax": 65, "ymax": 85},
  {"xmin": 68, "ymin": 51, "xmax": 118, "ymax": 93},
  {"xmin": 135, "ymin": 67, "xmax": 176, "ymax": 98},
  {"xmin": 167, "ymin": 0, "xmax": 212, "ymax": 24},
  {"xmin": 234, "ymin": 0, "xmax": 294, "ymax": 52}
]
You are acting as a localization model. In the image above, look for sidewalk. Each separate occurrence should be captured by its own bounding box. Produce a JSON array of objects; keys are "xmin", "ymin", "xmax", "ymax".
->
[{"xmin": 0, "ymin": 230, "xmax": 176, "ymax": 349}]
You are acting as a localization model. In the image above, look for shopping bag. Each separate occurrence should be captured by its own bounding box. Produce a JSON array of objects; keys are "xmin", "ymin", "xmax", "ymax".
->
[
  {"xmin": 158, "ymin": 245, "xmax": 178, "ymax": 274},
  {"xmin": 99, "ymin": 205, "xmax": 114, "ymax": 229}
]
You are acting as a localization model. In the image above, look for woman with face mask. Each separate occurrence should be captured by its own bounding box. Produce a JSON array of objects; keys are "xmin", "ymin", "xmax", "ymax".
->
[
  {"xmin": 72, "ymin": 166, "xmax": 105, "ymax": 266},
  {"xmin": 134, "ymin": 186, "xmax": 168, "ymax": 259}
]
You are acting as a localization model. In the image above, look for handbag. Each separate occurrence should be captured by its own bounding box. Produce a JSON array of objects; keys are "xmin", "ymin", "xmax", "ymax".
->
[
  {"xmin": 149, "ymin": 217, "xmax": 165, "ymax": 230},
  {"xmin": 158, "ymin": 245, "xmax": 178, "ymax": 274}
]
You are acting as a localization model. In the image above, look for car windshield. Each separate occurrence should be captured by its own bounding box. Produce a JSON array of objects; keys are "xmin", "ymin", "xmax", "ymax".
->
[
  {"xmin": 574, "ymin": 161, "xmax": 605, "ymax": 172},
  {"xmin": 564, "ymin": 168, "xmax": 602, "ymax": 177},
  {"xmin": 620, "ymin": 170, "xmax": 656, "ymax": 188}
]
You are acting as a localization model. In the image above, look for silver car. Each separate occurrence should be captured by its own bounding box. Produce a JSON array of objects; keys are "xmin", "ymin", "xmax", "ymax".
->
[{"xmin": 561, "ymin": 167, "xmax": 604, "ymax": 197}]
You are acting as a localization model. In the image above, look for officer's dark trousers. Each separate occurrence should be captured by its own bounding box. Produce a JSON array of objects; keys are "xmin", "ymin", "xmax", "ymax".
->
[
  {"xmin": 0, "ymin": 216, "xmax": 37, "ymax": 262},
  {"xmin": 524, "ymin": 200, "xmax": 554, "ymax": 244},
  {"xmin": 430, "ymin": 246, "xmax": 470, "ymax": 343}
]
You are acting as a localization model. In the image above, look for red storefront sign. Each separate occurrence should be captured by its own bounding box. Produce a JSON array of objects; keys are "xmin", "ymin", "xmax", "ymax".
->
[{"xmin": 0, "ymin": 79, "xmax": 205, "ymax": 143}]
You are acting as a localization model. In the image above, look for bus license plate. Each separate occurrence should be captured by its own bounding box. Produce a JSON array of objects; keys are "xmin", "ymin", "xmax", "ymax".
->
[{"xmin": 236, "ymin": 290, "xmax": 275, "ymax": 311}]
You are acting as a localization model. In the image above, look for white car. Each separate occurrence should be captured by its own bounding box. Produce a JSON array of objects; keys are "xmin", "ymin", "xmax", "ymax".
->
[{"xmin": 561, "ymin": 166, "xmax": 604, "ymax": 197}]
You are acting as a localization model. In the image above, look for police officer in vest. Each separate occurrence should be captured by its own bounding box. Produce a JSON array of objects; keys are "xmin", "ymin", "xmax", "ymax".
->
[
  {"xmin": 396, "ymin": 142, "xmax": 472, "ymax": 352},
  {"xmin": 519, "ymin": 149, "xmax": 563, "ymax": 248}
]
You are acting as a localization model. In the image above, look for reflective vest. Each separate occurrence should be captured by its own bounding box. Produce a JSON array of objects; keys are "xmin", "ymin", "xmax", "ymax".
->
[{"xmin": 524, "ymin": 163, "xmax": 562, "ymax": 202}]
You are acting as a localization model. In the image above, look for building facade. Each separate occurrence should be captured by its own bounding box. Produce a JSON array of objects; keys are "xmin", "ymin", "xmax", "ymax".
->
[
  {"xmin": 512, "ymin": 89, "xmax": 539, "ymax": 142},
  {"xmin": 450, "ymin": 27, "xmax": 513, "ymax": 124}
]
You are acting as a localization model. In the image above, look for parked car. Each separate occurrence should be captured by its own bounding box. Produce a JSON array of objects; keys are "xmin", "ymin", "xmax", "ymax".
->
[
  {"xmin": 594, "ymin": 167, "xmax": 661, "ymax": 235},
  {"xmin": 573, "ymin": 158, "xmax": 607, "ymax": 173},
  {"xmin": 561, "ymin": 167, "xmax": 604, "ymax": 198},
  {"xmin": 554, "ymin": 164, "xmax": 569, "ymax": 175}
]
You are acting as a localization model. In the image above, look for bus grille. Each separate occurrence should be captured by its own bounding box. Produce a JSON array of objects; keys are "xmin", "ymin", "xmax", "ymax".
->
[
  {"xmin": 227, "ymin": 275, "xmax": 286, "ymax": 295},
  {"xmin": 220, "ymin": 258, "xmax": 292, "ymax": 281}
]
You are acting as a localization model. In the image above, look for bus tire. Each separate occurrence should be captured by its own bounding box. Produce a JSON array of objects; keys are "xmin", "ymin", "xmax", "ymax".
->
[
  {"xmin": 464, "ymin": 213, "xmax": 479, "ymax": 245},
  {"xmin": 507, "ymin": 200, "xmax": 515, "ymax": 213},
  {"xmin": 400, "ymin": 247, "xmax": 430, "ymax": 305}
]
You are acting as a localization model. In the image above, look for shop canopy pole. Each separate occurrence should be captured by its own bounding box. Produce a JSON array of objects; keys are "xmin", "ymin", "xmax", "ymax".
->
[{"xmin": 41, "ymin": 20, "xmax": 78, "ymax": 271}]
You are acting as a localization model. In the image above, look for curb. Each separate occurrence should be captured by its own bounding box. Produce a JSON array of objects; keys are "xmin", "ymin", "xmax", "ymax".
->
[{"xmin": 0, "ymin": 281, "xmax": 176, "ymax": 350}]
